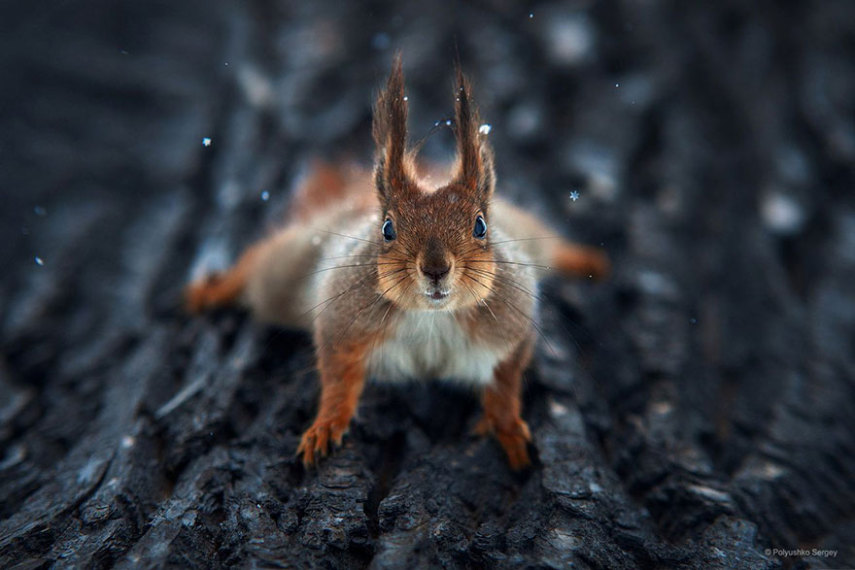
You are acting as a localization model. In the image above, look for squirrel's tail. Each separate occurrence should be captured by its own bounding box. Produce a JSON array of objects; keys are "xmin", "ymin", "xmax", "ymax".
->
[{"xmin": 289, "ymin": 159, "xmax": 375, "ymax": 224}]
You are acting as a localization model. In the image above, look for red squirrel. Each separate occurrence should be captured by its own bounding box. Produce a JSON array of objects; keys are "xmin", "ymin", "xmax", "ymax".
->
[{"xmin": 185, "ymin": 57, "xmax": 609, "ymax": 469}]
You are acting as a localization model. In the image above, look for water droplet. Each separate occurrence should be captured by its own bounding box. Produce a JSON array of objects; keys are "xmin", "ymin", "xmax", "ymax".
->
[
  {"xmin": 34, "ymin": 206, "xmax": 47, "ymax": 216},
  {"xmin": 478, "ymin": 124, "xmax": 492, "ymax": 135},
  {"xmin": 202, "ymin": 137, "xmax": 212, "ymax": 147},
  {"xmin": 261, "ymin": 190, "xmax": 269, "ymax": 201},
  {"xmin": 35, "ymin": 256, "xmax": 44, "ymax": 266},
  {"xmin": 372, "ymin": 32, "xmax": 390, "ymax": 50}
]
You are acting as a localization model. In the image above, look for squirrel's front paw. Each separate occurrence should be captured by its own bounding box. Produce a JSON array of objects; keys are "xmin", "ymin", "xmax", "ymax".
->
[
  {"xmin": 184, "ymin": 274, "xmax": 223, "ymax": 313},
  {"xmin": 474, "ymin": 415, "xmax": 532, "ymax": 470},
  {"xmin": 296, "ymin": 418, "xmax": 349, "ymax": 467}
]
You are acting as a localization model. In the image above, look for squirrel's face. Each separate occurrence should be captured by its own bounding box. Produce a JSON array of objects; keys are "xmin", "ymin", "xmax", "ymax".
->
[
  {"xmin": 376, "ymin": 183, "xmax": 496, "ymax": 311},
  {"xmin": 371, "ymin": 57, "xmax": 497, "ymax": 311}
]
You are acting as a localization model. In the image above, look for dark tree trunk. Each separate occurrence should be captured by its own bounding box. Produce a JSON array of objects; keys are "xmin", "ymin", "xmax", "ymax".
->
[{"xmin": 2, "ymin": 1, "xmax": 853, "ymax": 568}]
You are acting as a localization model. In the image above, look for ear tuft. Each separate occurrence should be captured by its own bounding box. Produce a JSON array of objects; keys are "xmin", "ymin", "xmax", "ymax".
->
[
  {"xmin": 453, "ymin": 65, "xmax": 495, "ymax": 201},
  {"xmin": 373, "ymin": 54, "xmax": 413, "ymax": 200}
]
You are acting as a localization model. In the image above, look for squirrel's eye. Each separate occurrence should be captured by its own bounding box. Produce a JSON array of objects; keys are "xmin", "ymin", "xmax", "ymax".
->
[
  {"xmin": 382, "ymin": 219, "xmax": 397, "ymax": 241},
  {"xmin": 473, "ymin": 215, "xmax": 487, "ymax": 239}
]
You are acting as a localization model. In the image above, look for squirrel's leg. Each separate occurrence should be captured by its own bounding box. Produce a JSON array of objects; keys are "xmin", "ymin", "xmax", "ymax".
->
[
  {"xmin": 184, "ymin": 243, "xmax": 262, "ymax": 313},
  {"xmin": 474, "ymin": 337, "xmax": 534, "ymax": 470},
  {"xmin": 552, "ymin": 241, "xmax": 611, "ymax": 281},
  {"xmin": 297, "ymin": 341, "xmax": 370, "ymax": 467}
]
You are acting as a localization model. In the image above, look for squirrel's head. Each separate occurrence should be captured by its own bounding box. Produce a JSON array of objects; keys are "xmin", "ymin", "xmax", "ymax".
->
[{"xmin": 372, "ymin": 56, "xmax": 497, "ymax": 311}]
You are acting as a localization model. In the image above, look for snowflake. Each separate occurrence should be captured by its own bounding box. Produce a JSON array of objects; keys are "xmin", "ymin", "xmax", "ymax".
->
[
  {"xmin": 202, "ymin": 137, "xmax": 212, "ymax": 147},
  {"xmin": 569, "ymin": 190, "xmax": 580, "ymax": 202}
]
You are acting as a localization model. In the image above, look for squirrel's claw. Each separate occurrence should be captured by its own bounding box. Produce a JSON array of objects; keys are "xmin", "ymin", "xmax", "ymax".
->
[
  {"xmin": 297, "ymin": 419, "xmax": 348, "ymax": 468},
  {"xmin": 473, "ymin": 415, "xmax": 532, "ymax": 470},
  {"xmin": 183, "ymin": 274, "xmax": 223, "ymax": 313}
]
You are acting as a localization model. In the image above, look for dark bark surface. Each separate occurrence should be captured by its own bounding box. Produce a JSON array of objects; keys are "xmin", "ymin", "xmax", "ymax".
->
[{"xmin": 2, "ymin": 1, "xmax": 854, "ymax": 568}]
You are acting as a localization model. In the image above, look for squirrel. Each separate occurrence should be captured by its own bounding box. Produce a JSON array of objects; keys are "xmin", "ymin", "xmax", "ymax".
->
[{"xmin": 185, "ymin": 56, "xmax": 609, "ymax": 470}]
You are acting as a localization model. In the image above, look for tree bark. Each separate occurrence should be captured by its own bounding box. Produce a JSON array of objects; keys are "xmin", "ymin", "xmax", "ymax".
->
[{"xmin": 2, "ymin": 1, "xmax": 853, "ymax": 568}]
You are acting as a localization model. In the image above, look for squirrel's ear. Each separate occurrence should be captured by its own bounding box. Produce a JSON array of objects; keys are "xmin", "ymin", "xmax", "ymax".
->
[
  {"xmin": 452, "ymin": 67, "xmax": 495, "ymax": 202},
  {"xmin": 373, "ymin": 54, "xmax": 414, "ymax": 201}
]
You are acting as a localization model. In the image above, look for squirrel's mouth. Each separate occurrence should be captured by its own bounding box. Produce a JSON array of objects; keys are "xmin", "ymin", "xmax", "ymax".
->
[{"xmin": 425, "ymin": 289, "xmax": 450, "ymax": 302}]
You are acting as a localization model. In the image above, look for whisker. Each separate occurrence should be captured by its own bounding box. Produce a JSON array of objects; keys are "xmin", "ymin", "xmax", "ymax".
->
[
  {"xmin": 489, "ymin": 235, "xmax": 561, "ymax": 246},
  {"xmin": 462, "ymin": 265, "xmax": 541, "ymax": 302},
  {"xmin": 304, "ymin": 261, "xmax": 401, "ymax": 278},
  {"xmin": 331, "ymin": 273, "xmax": 410, "ymax": 348},
  {"xmin": 459, "ymin": 277, "xmax": 499, "ymax": 323},
  {"xmin": 463, "ymin": 265, "xmax": 591, "ymax": 353},
  {"xmin": 301, "ymin": 265, "xmax": 410, "ymax": 324},
  {"xmin": 467, "ymin": 258, "xmax": 554, "ymax": 271},
  {"xmin": 460, "ymin": 271, "xmax": 560, "ymax": 358},
  {"xmin": 317, "ymin": 253, "xmax": 409, "ymax": 263},
  {"xmin": 302, "ymin": 281, "xmax": 367, "ymax": 322},
  {"xmin": 366, "ymin": 277, "xmax": 415, "ymax": 377},
  {"xmin": 315, "ymin": 229, "xmax": 382, "ymax": 246}
]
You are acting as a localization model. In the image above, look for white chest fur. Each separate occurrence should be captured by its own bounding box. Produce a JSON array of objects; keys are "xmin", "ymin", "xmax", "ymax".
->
[{"xmin": 366, "ymin": 311, "xmax": 506, "ymax": 385}]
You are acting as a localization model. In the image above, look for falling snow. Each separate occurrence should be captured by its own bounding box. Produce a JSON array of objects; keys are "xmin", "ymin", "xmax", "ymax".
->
[
  {"xmin": 35, "ymin": 256, "xmax": 44, "ymax": 266},
  {"xmin": 372, "ymin": 32, "xmax": 390, "ymax": 50},
  {"xmin": 34, "ymin": 206, "xmax": 47, "ymax": 216},
  {"xmin": 202, "ymin": 137, "xmax": 212, "ymax": 147},
  {"xmin": 478, "ymin": 123, "xmax": 492, "ymax": 135},
  {"xmin": 261, "ymin": 191, "xmax": 270, "ymax": 201},
  {"xmin": 569, "ymin": 190, "xmax": 580, "ymax": 202}
]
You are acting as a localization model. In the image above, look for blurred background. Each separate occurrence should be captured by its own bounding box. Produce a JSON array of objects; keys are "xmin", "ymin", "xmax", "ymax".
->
[{"xmin": 1, "ymin": 0, "xmax": 854, "ymax": 567}]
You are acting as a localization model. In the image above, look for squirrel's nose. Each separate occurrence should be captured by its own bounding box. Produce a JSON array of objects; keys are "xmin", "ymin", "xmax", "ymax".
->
[{"xmin": 420, "ymin": 263, "xmax": 450, "ymax": 282}]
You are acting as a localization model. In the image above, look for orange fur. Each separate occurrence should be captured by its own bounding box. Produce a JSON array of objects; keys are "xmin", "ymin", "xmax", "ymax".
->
[
  {"xmin": 289, "ymin": 160, "xmax": 376, "ymax": 224},
  {"xmin": 184, "ymin": 244, "xmax": 262, "ymax": 312},
  {"xmin": 552, "ymin": 243, "xmax": 611, "ymax": 280},
  {"xmin": 473, "ymin": 337, "xmax": 534, "ymax": 468},
  {"xmin": 297, "ymin": 337, "xmax": 379, "ymax": 466}
]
